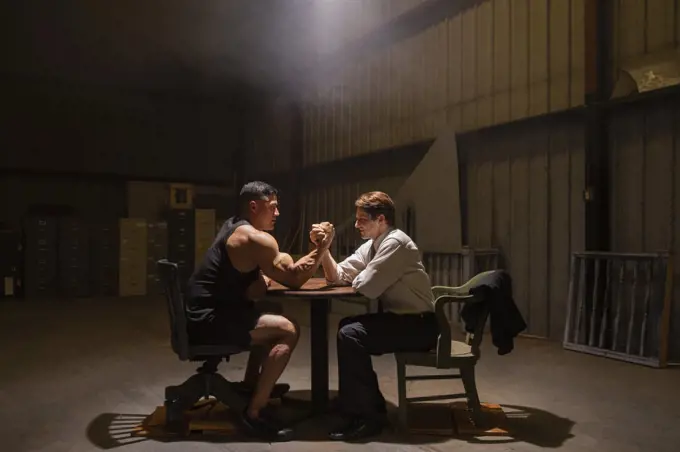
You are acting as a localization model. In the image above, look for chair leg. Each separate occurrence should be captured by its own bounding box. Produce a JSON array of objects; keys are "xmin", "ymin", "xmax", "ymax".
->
[
  {"xmin": 460, "ymin": 366, "xmax": 483, "ymax": 426},
  {"xmin": 395, "ymin": 356, "xmax": 408, "ymax": 431}
]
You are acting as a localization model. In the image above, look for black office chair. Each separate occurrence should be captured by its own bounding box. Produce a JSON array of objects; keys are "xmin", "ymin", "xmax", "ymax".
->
[{"xmin": 157, "ymin": 259, "xmax": 249, "ymax": 434}]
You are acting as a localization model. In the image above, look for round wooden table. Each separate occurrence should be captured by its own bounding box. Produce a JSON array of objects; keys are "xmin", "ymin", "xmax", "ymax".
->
[{"xmin": 266, "ymin": 278, "xmax": 368, "ymax": 414}]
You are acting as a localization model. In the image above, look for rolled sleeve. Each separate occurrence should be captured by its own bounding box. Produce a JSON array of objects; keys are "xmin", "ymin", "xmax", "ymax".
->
[
  {"xmin": 328, "ymin": 244, "xmax": 370, "ymax": 285},
  {"xmin": 352, "ymin": 238, "xmax": 405, "ymax": 299}
]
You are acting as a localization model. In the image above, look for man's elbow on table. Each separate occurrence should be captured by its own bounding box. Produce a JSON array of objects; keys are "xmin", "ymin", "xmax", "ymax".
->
[{"xmin": 351, "ymin": 276, "xmax": 384, "ymax": 300}]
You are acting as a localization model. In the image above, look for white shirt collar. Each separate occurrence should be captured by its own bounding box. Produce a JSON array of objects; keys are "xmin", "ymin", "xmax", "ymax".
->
[{"xmin": 372, "ymin": 226, "xmax": 395, "ymax": 251}]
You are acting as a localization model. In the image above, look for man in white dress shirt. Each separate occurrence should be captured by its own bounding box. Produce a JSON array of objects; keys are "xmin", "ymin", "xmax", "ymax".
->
[{"xmin": 310, "ymin": 191, "xmax": 437, "ymax": 441}]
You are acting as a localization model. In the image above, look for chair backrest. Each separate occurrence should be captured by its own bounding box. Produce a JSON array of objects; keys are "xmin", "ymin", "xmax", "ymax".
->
[{"xmin": 157, "ymin": 259, "xmax": 190, "ymax": 360}]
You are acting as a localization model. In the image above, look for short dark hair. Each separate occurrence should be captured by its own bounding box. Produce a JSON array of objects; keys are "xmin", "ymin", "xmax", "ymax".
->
[
  {"xmin": 238, "ymin": 181, "xmax": 278, "ymax": 213},
  {"xmin": 355, "ymin": 191, "xmax": 395, "ymax": 225}
]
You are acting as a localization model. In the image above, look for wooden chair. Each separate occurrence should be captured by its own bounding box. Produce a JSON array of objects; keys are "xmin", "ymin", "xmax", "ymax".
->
[{"xmin": 394, "ymin": 270, "xmax": 497, "ymax": 429}]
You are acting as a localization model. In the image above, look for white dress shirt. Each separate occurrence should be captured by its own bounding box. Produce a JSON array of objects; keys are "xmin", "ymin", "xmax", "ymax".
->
[{"xmin": 329, "ymin": 227, "xmax": 434, "ymax": 314}]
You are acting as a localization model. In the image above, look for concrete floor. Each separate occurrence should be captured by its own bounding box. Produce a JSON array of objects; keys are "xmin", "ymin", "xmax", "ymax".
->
[{"xmin": 0, "ymin": 297, "xmax": 678, "ymax": 452}]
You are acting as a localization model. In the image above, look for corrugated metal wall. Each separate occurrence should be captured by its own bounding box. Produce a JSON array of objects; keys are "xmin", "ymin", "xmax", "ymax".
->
[
  {"xmin": 311, "ymin": 0, "xmax": 428, "ymax": 58},
  {"xmin": 611, "ymin": 0, "xmax": 679, "ymax": 69},
  {"xmin": 244, "ymin": 97, "xmax": 294, "ymax": 177},
  {"xmin": 301, "ymin": 0, "xmax": 586, "ymax": 166},
  {"xmin": 459, "ymin": 114, "xmax": 586, "ymax": 339},
  {"xmin": 609, "ymin": 97, "xmax": 680, "ymax": 360}
]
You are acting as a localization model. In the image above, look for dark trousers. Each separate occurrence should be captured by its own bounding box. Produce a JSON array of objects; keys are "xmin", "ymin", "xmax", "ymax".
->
[{"xmin": 336, "ymin": 311, "xmax": 438, "ymax": 420}]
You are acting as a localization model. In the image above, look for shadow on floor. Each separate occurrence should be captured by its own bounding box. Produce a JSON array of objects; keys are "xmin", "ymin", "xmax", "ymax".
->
[
  {"xmin": 86, "ymin": 413, "xmax": 149, "ymax": 449},
  {"xmin": 461, "ymin": 404, "xmax": 575, "ymax": 448},
  {"xmin": 85, "ymin": 390, "xmax": 450, "ymax": 448},
  {"xmin": 86, "ymin": 388, "xmax": 574, "ymax": 449}
]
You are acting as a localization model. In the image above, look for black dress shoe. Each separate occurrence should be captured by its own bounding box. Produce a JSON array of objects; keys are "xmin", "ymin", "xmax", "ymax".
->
[
  {"xmin": 239, "ymin": 409, "xmax": 294, "ymax": 442},
  {"xmin": 329, "ymin": 417, "xmax": 384, "ymax": 441}
]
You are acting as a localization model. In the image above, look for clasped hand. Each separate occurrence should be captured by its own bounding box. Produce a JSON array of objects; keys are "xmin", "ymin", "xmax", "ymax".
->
[{"xmin": 309, "ymin": 221, "xmax": 335, "ymax": 249}]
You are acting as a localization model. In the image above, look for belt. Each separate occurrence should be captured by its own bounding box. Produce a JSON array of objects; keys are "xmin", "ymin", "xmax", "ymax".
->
[
  {"xmin": 376, "ymin": 298, "xmax": 435, "ymax": 316},
  {"xmin": 379, "ymin": 308, "xmax": 436, "ymax": 316}
]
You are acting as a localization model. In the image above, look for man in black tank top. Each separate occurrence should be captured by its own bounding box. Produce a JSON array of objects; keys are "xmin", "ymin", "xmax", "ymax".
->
[
  {"xmin": 186, "ymin": 216, "xmax": 265, "ymax": 344},
  {"xmin": 184, "ymin": 181, "xmax": 334, "ymax": 442}
]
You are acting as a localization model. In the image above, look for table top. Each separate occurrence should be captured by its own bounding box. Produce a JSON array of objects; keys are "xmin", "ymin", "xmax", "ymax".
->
[{"xmin": 267, "ymin": 277, "xmax": 364, "ymax": 298}]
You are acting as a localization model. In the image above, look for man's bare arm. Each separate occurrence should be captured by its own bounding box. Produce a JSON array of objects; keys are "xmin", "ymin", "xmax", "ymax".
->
[
  {"xmin": 320, "ymin": 250, "xmax": 340, "ymax": 283},
  {"xmin": 251, "ymin": 232, "xmax": 328, "ymax": 289}
]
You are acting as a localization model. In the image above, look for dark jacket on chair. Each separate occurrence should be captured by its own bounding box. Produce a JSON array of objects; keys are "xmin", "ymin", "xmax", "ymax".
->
[{"xmin": 460, "ymin": 270, "xmax": 527, "ymax": 355}]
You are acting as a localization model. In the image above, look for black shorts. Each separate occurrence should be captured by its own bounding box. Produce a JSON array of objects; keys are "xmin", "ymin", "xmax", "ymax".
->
[{"xmin": 186, "ymin": 299, "xmax": 283, "ymax": 348}]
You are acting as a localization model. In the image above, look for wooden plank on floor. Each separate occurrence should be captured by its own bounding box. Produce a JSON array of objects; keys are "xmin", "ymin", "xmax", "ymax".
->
[
  {"xmin": 451, "ymin": 401, "xmax": 510, "ymax": 436},
  {"xmin": 408, "ymin": 402, "xmax": 456, "ymax": 436},
  {"xmin": 134, "ymin": 400, "xmax": 239, "ymax": 439},
  {"xmin": 408, "ymin": 401, "xmax": 509, "ymax": 437}
]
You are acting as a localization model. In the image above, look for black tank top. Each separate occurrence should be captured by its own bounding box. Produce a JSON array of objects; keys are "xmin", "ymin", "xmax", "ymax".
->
[{"xmin": 185, "ymin": 216, "xmax": 261, "ymax": 322}]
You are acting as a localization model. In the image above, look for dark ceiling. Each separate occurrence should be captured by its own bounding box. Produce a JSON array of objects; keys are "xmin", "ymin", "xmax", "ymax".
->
[
  {"xmin": 1, "ymin": 0, "xmax": 364, "ymax": 96},
  {"xmin": 1, "ymin": 0, "xmax": 464, "ymax": 99}
]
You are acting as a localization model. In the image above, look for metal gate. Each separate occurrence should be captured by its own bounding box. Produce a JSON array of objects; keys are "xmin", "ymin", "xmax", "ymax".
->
[{"xmin": 562, "ymin": 251, "xmax": 674, "ymax": 368}]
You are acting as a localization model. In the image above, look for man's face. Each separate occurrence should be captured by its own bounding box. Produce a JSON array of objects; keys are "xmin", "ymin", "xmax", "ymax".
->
[
  {"xmin": 354, "ymin": 207, "xmax": 382, "ymax": 240},
  {"xmin": 250, "ymin": 196, "xmax": 280, "ymax": 231}
]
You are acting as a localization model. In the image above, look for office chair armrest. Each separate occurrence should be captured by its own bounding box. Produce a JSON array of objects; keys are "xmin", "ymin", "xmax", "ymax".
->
[
  {"xmin": 433, "ymin": 293, "xmax": 479, "ymax": 367},
  {"xmin": 432, "ymin": 285, "xmax": 472, "ymax": 298}
]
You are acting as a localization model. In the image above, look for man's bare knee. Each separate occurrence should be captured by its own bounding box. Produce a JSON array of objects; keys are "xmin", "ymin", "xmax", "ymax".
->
[
  {"xmin": 289, "ymin": 317, "xmax": 301, "ymax": 340},
  {"xmin": 279, "ymin": 316, "xmax": 299, "ymax": 346},
  {"xmin": 250, "ymin": 314, "xmax": 299, "ymax": 346}
]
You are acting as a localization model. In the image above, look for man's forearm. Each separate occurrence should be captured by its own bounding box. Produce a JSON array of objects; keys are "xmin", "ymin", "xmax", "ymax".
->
[
  {"xmin": 289, "ymin": 247, "xmax": 326, "ymax": 287},
  {"xmin": 320, "ymin": 249, "xmax": 340, "ymax": 282}
]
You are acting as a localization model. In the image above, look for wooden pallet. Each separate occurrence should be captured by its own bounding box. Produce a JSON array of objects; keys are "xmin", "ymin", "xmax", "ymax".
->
[
  {"xmin": 131, "ymin": 399, "xmax": 240, "ymax": 438},
  {"xmin": 408, "ymin": 401, "xmax": 509, "ymax": 437}
]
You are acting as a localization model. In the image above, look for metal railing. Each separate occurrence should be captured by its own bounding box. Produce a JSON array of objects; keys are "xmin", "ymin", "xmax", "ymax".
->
[
  {"xmin": 423, "ymin": 247, "xmax": 501, "ymax": 328},
  {"xmin": 423, "ymin": 247, "xmax": 500, "ymax": 287},
  {"xmin": 562, "ymin": 251, "xmax": 674, "ymax": 368}
]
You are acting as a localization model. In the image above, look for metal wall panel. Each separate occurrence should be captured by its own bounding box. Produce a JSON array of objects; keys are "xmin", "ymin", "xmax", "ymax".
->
[
  {"xmin": 301, "ymin": 0, "xmax": 586, "ymax": 167},
  {"xmin": 127, "ymin": 181, "xmax": 168, "ymax": 221},
  {"xmin": 459, "ymin": 115, "xmax": 586, "ymax": 339},
  {"xmin": 2, "ymin": 82, "xmax": 239, "ymax": 183},
  {"xmin": 612, "ymin": 0, "xmax": 678, "ymax": 68},
  {"xmin": 0, "ymin": 175, "xmax": 127, "ymax": 229},
  {"xmin": 609, "ymin": 98, "xmax": 680, "ymax": 362},
  {"xmin": 244, "ymin": 98, "xmax": 293, "ymax": 178},
  {"xmin": 311, "ymin": 0, "xmax": 426, "ymax": 64}
]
